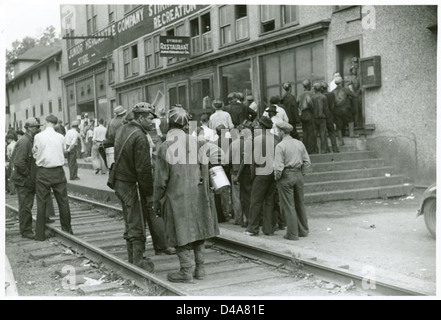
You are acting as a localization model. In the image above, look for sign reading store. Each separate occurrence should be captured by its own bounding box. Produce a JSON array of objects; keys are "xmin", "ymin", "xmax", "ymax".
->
[{"xmin": 66, "ymin": 5, "xmax": 208, "ymax": 71}]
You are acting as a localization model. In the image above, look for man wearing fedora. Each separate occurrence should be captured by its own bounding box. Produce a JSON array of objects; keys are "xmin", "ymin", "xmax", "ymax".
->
[
  {"xmin": 64, "ymin": 120, "xmax": 81, "ymax": 180},
  {"xmin": 33, "ymin": 115, "xmax": 74, "ymax": 241}
]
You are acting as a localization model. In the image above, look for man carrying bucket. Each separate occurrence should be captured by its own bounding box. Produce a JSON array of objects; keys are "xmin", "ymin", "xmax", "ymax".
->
[{"xmin": 104, "ymin": 106, "xmax": 127, "ymax": 167}]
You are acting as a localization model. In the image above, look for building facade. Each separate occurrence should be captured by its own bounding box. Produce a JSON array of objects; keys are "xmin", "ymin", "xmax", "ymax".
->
[
  {"xmin": 60, "ymin": 5, "xmax": 437, "ymax": 185},
  {"xmin": 6, "ymin": 45, "xmax": 64, "ymax": 130}
]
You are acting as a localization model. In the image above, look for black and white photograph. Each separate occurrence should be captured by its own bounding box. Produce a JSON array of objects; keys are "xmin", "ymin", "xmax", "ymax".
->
[{"xmin": 1, "ymin": 1, "xmax": 438, "ymax": 303}]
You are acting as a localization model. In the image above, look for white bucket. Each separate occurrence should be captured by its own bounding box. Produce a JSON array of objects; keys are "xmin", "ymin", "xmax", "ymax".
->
[
  {"xmin": 209, "ymin": 166, "xmax": 230, "ymax": 192},
  {"xmin": 105, "ymin": 147, "xmax": 115, "ymax": 167}
]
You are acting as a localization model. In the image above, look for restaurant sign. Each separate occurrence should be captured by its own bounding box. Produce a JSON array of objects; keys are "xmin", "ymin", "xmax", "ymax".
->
[{"xmin": 159, "ymin": 36, "xmax": 191, "ymax": 57}]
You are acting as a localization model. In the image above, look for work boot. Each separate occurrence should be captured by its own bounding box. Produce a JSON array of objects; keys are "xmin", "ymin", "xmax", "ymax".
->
[
  {"xmin": 167, "ymin": 247, "xmax": 193, "ymax": 283},
  {"xmin": 193, "ymin": 242, "xmax": 206, "ymax": 280},
  {"xmin": 132, "ymin": 240, "xmax": 154, "ymax": 272},
  {"xmin": 126, "ymin": 241, "xmax": 133, "ymax": 264}
]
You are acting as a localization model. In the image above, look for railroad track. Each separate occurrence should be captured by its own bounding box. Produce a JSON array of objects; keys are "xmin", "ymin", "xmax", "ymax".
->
[{"xmin": 5, "ymin": 194, "xmax": 428, "ymax": 297}]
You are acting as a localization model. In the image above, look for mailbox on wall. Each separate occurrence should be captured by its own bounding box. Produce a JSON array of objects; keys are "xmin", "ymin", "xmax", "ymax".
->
[{"xmin": 360, "ymin": 56, "xmax": 381, "ymax": 88}]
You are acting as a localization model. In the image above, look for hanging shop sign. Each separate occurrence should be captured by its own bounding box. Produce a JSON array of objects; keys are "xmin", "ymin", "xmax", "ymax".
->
[
  {"xmin": 67, "ymin": 5, "xmax": 208, "ymax": 71},
  {"xmin": 159, "ymin": 36, "xmax": 191, "ymax": 57}
]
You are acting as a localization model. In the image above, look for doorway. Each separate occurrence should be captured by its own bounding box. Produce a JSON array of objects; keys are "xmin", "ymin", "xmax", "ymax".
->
[{"xmin": 336, "ymin": 40, "xmax": 363, "ymax": 128}]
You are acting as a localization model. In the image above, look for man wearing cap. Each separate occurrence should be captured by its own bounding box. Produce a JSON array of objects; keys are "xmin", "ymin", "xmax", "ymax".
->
[
  {"xmin": 332, "ymin": 77, "xmax": 358, "ymax": 144},
  {"xmin": 245, "ymin": 116, "xmax": 279, "ymax": 236},
  {"xmin": 33, "ymin": 115, "xmax": 74, "ymax": 241},
  {"xmin": 113, "ymin": 102, "xmax": 158, "ymax": 271},
  {"xmin": 104, "ymin": 105, "xmax": 127, "ymax": 149},
  {"xmin": 312, "ymin": 82, "xmax": 330, "ymax": 154},
  {"xmin": 154, "ymin": 105, "xmax": 219, "ymax": 283},
  {"xmin": 209, "ymin": 99, "xmax": 234, "ymax": 131},
  {"xmin": 64, "ymin": 120, "xmax": 80, "ymax": 180},
  {"xmin": 281, "ymin": 83, "xmax": 300, "ymax": 140},
  {"xmin": 321, "ymin": 81, "xmax": 340, "ymax": 153},
  {"xmin": 228, "ymin": 120, "xmax": 254, "ymax": 227},
  {"xmin": 274, "ymin": 121, "xmax": 311, "ymax": 240},
  {"xmin": 297, "ymin": 79, "xmax": 316, "ymax": 154},
  {"xmin": 10, "ymin": 118, "xmax": 48, "ymax": 239}
]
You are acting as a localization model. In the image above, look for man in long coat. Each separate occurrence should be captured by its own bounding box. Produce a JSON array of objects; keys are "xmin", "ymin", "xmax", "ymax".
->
[{"xmin": 153, "ymin": 106, "xmax": 219, "ymax": 283}]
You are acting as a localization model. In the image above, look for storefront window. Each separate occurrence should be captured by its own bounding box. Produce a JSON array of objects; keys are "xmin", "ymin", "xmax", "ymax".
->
[
  {"xmin": 262, "ymin": 41, "xmax": 324, "ymax": 102},
  {"xmin": 220, "ymin": 60, "xmax": 252, "ymax": 104},
  {"xmin": 145, "ymin": 82, "xmax": 165, "ymax": 112}
]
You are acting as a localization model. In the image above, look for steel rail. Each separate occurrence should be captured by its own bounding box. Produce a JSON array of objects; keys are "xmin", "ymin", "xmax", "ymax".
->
[
  {"xmin": 63, "ymin": 195, "xmax": 431, "ymax": 297},
  {"xmin": 7, "ymin": 196, "xmax": 431, "ymax": 296},
  {"xmin": 5, "ymin": 202, "xmax": 187, "ymax": 296}
]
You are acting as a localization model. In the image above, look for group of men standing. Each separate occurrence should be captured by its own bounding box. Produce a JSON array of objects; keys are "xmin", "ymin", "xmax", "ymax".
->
[{"xmin": 10, "ymin": 115, "xmax": 74, "ymax": 241}]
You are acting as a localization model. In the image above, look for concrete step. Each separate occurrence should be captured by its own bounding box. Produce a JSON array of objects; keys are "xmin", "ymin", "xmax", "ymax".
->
[
  {"xmin": 311, "ymin": 158, "xmax": 385, "ymax": 172},
  {"xmin": 309, "ymin": 151, "xmax": 376, "ymax": 163},
  {"xmin": 304, "ymin": 175, "xmax": 409, "ymax": 193},
  {"xmin": 304, "ymin": 184, "xmax": 414, "ymax": 204},
  {"xmin": 304, "ymin": 166, "xmax": 396, "ymax": 183}
]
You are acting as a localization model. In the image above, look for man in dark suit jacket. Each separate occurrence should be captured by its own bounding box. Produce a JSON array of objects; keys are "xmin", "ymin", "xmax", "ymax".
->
[{"xmin": 281, "ymin": 82, "xmax": 300, "ymax": 139}]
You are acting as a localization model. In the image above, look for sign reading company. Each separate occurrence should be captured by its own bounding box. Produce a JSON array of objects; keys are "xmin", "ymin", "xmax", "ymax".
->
[
  {"xmin": 67, "ymin": 5, "xmax": 208, "ymax": 71},
  {"xmin": 159, "ymin": 36, "xmax": 191, "ymax": 57}
]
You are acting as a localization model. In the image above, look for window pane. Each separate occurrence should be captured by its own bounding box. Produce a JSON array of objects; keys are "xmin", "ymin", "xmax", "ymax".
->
[
  {"xmin": 132, "ymin": 44, "xmax": 138, "ymax": 58},
  {"xmin": 201, "ymin": 13, "xmax": 211, "ymax": 33},
  {"xmin": 312, "ymin": 42, "xmax": 324, "ymax": 81},
  {"xmin": 264, "ymin": 54, "xmax": 279, "ymax": 87},
  {"xmin": 220, "ymin": 60, "xmax": 251, "ymax": 103},
  {"xmin": 236, "ymin": 17, "xmax": 249, "ymax": 40},
  {"xmin": 283, "ymin": 5, "xmax": 298, "ymax": 24},
  {"xmin": 235, "ymin": 5, "xmax": 247, "ymax": 19},
  {"xmin": 202, "ymin": 32, "xmax": 212, "ymax": 52},
  {"xmin": 178, "ymin": 85, "xmax": 187, "ymax": 108},
  {"xmin": 280, "ymin": 50, "xmax": 295, "ymax": 84},
  {"xmin": 190, "ymin": 18, "xmax": 199, "ymax": 37},
  {"xmin": 295, "ymin": 45, "xmax": 311, "ymax": 81},
  {"xmin": 261, "ymin": 5, "xmax": 276, "ymax": 22},
  {"xmin": 221, "ymin": 26, "xmax": 232, "ymax": 45},
  {"xmin": 220, "ymin": 6, "xmax": 231, "ymax": 26}
]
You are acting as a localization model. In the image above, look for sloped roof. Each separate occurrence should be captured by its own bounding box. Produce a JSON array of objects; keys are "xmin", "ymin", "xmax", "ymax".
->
[{"xmin": 13, "ymin": 44, "xmax": 61, "ymax": 63}]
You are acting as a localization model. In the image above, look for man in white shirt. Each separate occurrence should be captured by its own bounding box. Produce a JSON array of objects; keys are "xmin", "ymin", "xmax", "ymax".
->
[
  {"xmin": 33, "ymin": 114, "xmax": 73, "ymax": 241},
  {"xmin": 64, "ymin": 120, "xmax": 81, "ymax": 180},
  {"xmin": 262, "ymin": 96, "xmax": 289, "ymax": 123},
  {"xmin": 209, "ymin": 100, "xmax": 234, "ymax": 131},
  {"xmin": 92, "ymin": 118, "xmax": 108, "ymax": 174},
  {"xmin": 200, "ymin": 114, "xmax": 217, "ymax": 142},
  {"xmin": 329, "ymin": 72, "xmax": 341, "ymax": 92}
]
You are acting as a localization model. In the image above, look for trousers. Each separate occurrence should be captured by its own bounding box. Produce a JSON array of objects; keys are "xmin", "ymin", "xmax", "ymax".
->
[
  {"xmin": 247, "ymin": 173, "xmax": 276, "ymax": 235},
  {"xmin": 35, "ymin": 167, "xmax": 73, "ymax": 240},
  {"xmin": 115, "ymin": 180, "xmax": 146, "ymax": 243},
  {"xmin": 16, "ymin": 185, "xmax": 56, "ymax": 235},
  {"xmin": 277, "ymin": 170, "xmax": 309, "ymax": 239},
  {"xmin": 67, "ymin": 146, "xmax": 78, "ymax": 180}
]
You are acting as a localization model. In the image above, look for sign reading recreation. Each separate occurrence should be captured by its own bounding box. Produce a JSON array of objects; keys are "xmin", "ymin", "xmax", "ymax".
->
[
  {"xmin": 66, "ymin": 5, "xmax": 208, "ymax": 71},
  {"xmin": 159, "ymin": 36, "xmax": 191, "ymax": 57}
]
